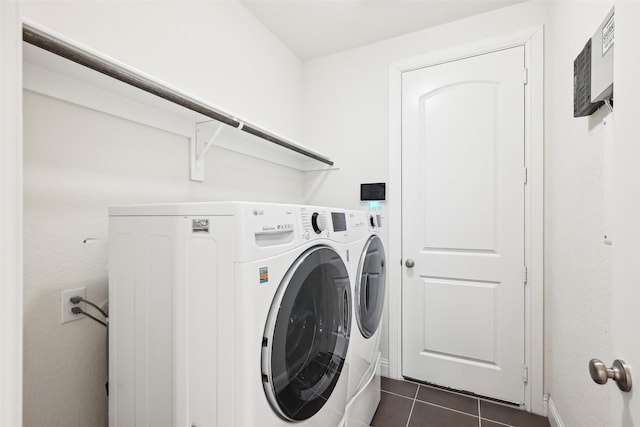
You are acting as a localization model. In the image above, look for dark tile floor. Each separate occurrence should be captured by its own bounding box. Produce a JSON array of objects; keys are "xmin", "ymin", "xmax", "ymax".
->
[{"xmin": 371, "ymin": 377, "xmax": 551, "ymax": 427}]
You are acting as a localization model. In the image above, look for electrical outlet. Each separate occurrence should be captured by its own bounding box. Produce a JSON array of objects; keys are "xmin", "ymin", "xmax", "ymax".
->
[{"xmin": 61, "ymin": 287, "xmax": 86, "ymax": 323}]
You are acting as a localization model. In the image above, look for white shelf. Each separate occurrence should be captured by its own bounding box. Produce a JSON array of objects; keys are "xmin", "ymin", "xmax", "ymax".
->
[{"xmin": 22, "ymin": 24, "xmax": 336, "ymax": 181}]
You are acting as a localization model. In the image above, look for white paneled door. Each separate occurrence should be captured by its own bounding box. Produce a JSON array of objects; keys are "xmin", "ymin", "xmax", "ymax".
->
[{"xmin": 401, "ymin": 46, "xmax": 526, "ymax": 404}]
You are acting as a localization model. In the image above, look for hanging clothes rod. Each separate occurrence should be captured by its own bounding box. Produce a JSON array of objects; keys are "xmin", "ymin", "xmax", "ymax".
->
[{"xmin": 22, "ymin": 24, "xmax": 334, "ymax": 167}]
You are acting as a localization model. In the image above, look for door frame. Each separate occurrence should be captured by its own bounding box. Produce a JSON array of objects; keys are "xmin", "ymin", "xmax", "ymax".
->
[
  {"xmin": 387, "ymin": 26, "xmax": 544, "ymax": 414},
  {"xmin": 0, "ymin": 1, "xmax": 23, "ymax": 426}
]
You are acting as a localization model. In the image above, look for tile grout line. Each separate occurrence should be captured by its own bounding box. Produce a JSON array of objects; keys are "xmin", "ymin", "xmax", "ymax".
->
[
  {"xmin": 413, "ymin": 398, "xmax": 481, "ymax": 419},
  {"xmin": 404, "ymin": 385, "xmax": 420, "ymax": 427},
  {"xmin": 384, "ymin": 384, "xmax": 482, "ymax": 419},
  {"xmin": 409, "ymin": 383, "xmax": 483, "ymax": 419},
  {"xmin": 386, "ymin": 377, "xmax": 481, "ymax": 401},
  {"xmin": 381, "ymin": 389, "xmax": 417, "ymax": 401},
  {"xmin": 477, "ymin": 396, "xmax": 516, "ymax": 427},
  {"xmin": 385, "ymin": 379, "xmax": 522, "ymax": 427},
  {"xmin": 392, "ymin": 377, "xmax": 521, "ymax": 410},
  {"xmin": 385, "ymin": 378, "xmax": 525, "ymax": 427}
]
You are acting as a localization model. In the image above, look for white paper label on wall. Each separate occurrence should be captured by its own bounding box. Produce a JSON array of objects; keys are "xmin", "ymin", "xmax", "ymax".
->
[{"xmin": 602, "ymin": 14, "xmax": 614, "ymax": 55}]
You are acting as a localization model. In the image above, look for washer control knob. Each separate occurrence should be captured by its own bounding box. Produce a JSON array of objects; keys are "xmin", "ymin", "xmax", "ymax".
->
[
  {"xmin": 311, "ymin": 212, "xmax": 326, "ymax": 234},
  {"xmin": 369, "ymin": 215, "xmax": 376, "ymax": 228}
]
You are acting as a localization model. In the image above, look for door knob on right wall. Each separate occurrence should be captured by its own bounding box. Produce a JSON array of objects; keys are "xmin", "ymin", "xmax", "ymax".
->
[{"xmin": 589, "ymin": 358, "xmax": 632, "ymax": 392}]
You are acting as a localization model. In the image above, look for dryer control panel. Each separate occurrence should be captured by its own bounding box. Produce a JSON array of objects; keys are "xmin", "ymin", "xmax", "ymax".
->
[{"xmin": 346, "ymin": 210, "xmax": 383, "ymax": 241}]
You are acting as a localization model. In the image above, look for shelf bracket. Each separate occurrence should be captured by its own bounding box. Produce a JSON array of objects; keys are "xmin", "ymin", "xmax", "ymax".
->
[
  {"xmin": 197, "ymin": 122, "xmax": 224, "ymax": 162},
  {"xmin": 190, "ymin": 122, "xmax": 225, "ymax": 182}
]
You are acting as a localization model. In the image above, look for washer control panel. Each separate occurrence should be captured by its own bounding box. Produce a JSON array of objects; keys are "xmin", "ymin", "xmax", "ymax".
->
[
  {"xmin": 243, "ymin": 203, "xmax": 353, "ymax": 257},
  {"xmin": 300, "ymin": 208, "xmax": 348, "ymax": 241},
  {"xmin": 301, "ymin": 208, "xmax": 329, "ymax": 239}
]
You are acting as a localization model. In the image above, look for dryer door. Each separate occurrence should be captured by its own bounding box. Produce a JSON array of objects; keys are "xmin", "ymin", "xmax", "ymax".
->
[
  {"xmin": 262, "ymin": 246, "xmax": 351, "ymax": 422},
  {"xmin": 356, "ymin": 235, "xmax": 386, "ymax": 338}
]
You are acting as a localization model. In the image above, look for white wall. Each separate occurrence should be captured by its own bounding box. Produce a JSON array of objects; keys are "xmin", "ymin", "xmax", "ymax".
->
[
  {"xmin": 21, "ymin": 0, "xmax": 303, "ymax": 140},
  {"xmin": 0, "ymin": 2, "xmax": 23, "ymax": 426},
  {"xmin": 611, "ymin": 2, "xmax": 640, "ymax": 425},
  {"xmin": 302, "ymin": 0, "xmax": 616, "ymax": 424},
  {"xmin": 21, "ymin": 2, "xmax": 305, "ymax": 426},
  {"xmin": 544, "ymin": 2, "xmax": 614, "ymax": 426}
]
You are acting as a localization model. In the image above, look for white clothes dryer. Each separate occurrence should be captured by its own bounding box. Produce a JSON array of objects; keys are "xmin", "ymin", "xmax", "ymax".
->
[
  {"xmin": 108, "ymin": 202, "xmax": 353, "ymax": 427},
  {"xmin": 344, "ymin": 211, "xmax": 386, "ymax": 427}
]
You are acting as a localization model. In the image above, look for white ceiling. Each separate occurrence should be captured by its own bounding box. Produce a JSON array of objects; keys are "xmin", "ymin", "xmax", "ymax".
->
[{"xmin": 240, "ymin": 0, "xmax": 528, "ymax": 61}]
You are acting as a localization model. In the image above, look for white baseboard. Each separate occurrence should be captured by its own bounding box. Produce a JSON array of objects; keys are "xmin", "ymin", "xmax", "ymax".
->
[
  {"xmin": 546, "ymin": 395, "xmax": 566, "ymax": 427},
  {"xmin": 379, "ymin": 357, "xmax": 390, "ymax": 378}
]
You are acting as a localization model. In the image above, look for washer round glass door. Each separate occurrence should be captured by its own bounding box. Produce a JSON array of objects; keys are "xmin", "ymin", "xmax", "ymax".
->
[
  {"xmin": 262, "ymin": 246, "xmax": 351, "ymax": 421},
  {"xmin": 356, "ymin": 235, "xmax": 386, "ymax": 338}
]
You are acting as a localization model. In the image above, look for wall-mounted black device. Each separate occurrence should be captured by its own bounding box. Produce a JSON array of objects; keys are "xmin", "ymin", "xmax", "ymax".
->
[
  {"xmin": 573, "ymin": 7, "xmax": 614, "ymax": 117},
  {"xmin": 360, "ymin": 183, "xmax": 386, "ymax": 201},
  {"xmin": 574, "ymin": 39, "xmax": 603, "ymax": 117}
]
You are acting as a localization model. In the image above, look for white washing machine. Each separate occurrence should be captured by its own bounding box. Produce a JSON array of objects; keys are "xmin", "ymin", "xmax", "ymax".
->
[
  {"xmin": 108, "ymin": 202, "xmax": 353, "ymax": 427},
  {"xmin": 344, "ymin": 211, "xmax": 386, "ymax": 427}
]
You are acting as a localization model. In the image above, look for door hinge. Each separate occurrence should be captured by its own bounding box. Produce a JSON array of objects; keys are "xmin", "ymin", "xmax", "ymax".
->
[
  {"xmin": 524, "ymin": 167, "xmax": 528, "ymax": 185},
  {"xmin": 523, "ymin": 266, "xmax": 528, "ymax": 286},
  {"xmin": 523, "ymin": 365, "xmax": 529, "ymax": 383},
  {"xmin": 523, "ymin": 68, "xmax": 529, "ymax": 85}
]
